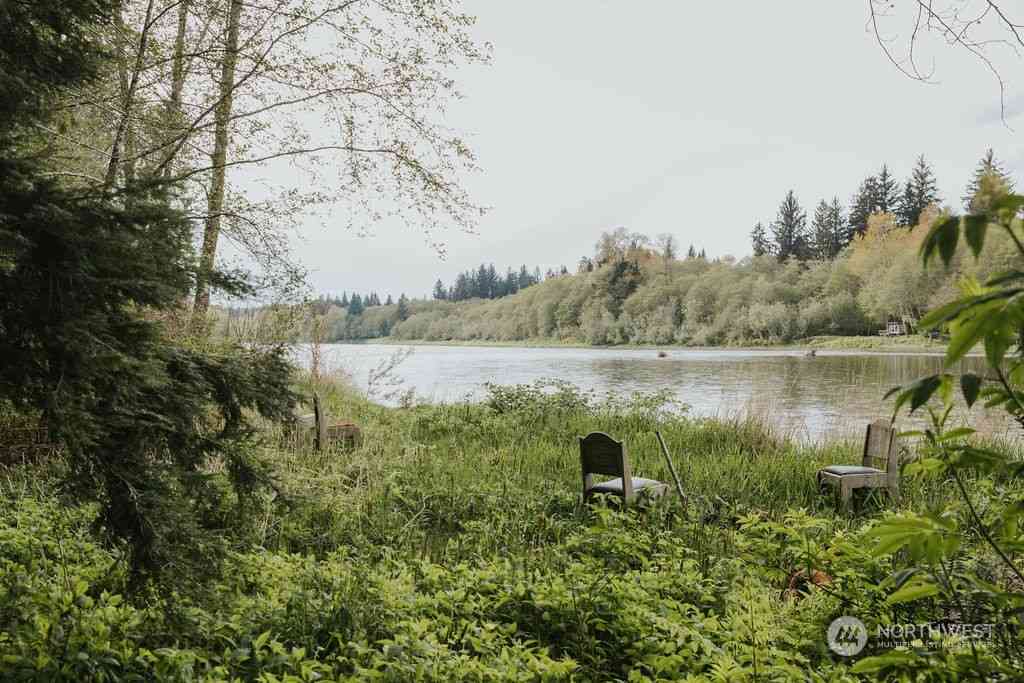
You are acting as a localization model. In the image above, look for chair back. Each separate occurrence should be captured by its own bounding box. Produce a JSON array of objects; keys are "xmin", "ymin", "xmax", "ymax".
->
[
  {"xmin": 861, "ymin": 420, "xmax": 899, "ymax": 482},
  {"xmin": 579, "ymin": 432, "xmax": 634, "ymax": 499}
]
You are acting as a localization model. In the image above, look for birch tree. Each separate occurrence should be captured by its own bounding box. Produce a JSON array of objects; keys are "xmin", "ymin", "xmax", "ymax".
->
[{"xmin": 50, "ymin": 0, "xmax": 491, "ymax": 320}]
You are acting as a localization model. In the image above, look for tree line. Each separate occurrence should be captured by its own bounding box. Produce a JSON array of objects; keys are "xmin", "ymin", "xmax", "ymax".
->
[
  {"xmin": 432, "ymin": 263, "xmax": 552, "ymax": 302},
  {"xmin": 751, "ymin": 151, "xmax": 1015, "ymax": 261}
]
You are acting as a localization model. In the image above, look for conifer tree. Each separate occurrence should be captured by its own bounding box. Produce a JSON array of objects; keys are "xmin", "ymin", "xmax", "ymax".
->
[
  {"xmin": 849, "ymin": 175, "xmax": 879, "ymax": 236},
  {"xmin": 432, "ymin": 279, "xmax": 447, "ymax": 300},
  {"xmin": 771, "ymin": 190, "xmax": 808, "ymax": 260},
  {"xmin": 396, "ymin": 294, "xmax": 410, "ymax": 321},
  {"xmin": 385, "ymin": 294, "xmax": 393, "ymax": 306},
  {"xmin": 518, "ymin": 265, "xmax": 532, "ymax": 289},
  {"xmin": 348, "ymin": 294, "xmax": 365, "ymax": 315},
  {"xmin": 686, "ymin": 244, "xmax": 697, "ymax": 259},
  {"xmin": 875, "ymin": 164, "xmax": 899, "ymax": 214},
  {"xmin": 963, "ymin": 148, "xmax": 1016, "ymax": 211},
  {"xmin": 897, "ymin": 155, "xmax": 941, "ymax": 226},
  {"xmin": 829, "ymin": 197, "xmax": 848, "ymax": 252},
  {"xmin": 0, "ymin": 0, "xmax": 296, "ymax": 581},
  {"xmin": 750, "ymin": 222, "xmax": 771, "ymax": 256}
]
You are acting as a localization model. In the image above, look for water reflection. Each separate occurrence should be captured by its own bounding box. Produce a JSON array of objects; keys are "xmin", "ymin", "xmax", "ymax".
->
[{"xmin": 306, "ymin": 344, "xmax": 1016, "ymax": 443}]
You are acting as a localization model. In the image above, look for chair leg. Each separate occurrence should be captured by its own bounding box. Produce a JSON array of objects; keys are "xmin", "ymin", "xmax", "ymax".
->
[{"xmin": 839, "ymin": 481, "xmax": 853, "ymax": 510}]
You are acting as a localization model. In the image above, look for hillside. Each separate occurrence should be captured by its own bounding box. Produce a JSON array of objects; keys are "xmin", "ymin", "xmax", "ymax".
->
[{"xmin": 317, "ymin": 211, "xmax": 1017, "ymax": 346}]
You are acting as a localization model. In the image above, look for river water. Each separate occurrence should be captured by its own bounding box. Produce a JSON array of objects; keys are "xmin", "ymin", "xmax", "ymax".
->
[{"xmin": 305, "ymin": 343, "xmax": 1017, "ymax": 443}]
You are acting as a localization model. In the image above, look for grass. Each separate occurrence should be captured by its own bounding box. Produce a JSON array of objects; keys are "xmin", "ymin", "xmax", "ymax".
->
[{"xmin": 1, "ymin": 376, "xmax": 1021, "ymax": 680}]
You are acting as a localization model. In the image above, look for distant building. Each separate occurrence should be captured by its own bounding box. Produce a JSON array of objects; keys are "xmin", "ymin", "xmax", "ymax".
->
[{"xmin": 879, "ymin": 318, "xmax": 910, "ymax": 336}]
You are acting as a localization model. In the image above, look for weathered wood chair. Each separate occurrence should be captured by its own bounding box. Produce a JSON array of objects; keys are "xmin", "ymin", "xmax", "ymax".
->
[
  {"xmin": 290, "ymin": 392, "xmax": 362, "ymax": 452},
  {"xmin": 579, "ymin": 432, "xmax": 668, "ymax": 505},
  {"xmin": 817, "ymin": 420, "xmax": 900, "ymax": 508}
]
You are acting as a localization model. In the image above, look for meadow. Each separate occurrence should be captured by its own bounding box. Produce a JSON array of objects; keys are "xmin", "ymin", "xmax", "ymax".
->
[{"xmin": 2, "ymin": 376, "xmax": 1022, "ymax": 681}]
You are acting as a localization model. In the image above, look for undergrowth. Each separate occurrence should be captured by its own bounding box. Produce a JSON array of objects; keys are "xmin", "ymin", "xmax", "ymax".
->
[{"xmin": 0, "ymin": 378, "xmax": 1021, "ymax": 680}]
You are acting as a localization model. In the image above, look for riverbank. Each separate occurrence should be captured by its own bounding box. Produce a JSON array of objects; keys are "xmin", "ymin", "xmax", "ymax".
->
[
  {"xmin": 2, "ymin": 377, "xmax": 1020, "ymax": 679},
  {"xmin": 355, "ymin": 334, "xmax": 955, "ymax": 355}
]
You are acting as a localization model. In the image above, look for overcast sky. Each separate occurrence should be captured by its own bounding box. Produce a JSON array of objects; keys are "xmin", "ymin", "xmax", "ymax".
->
[{"xmin": 273, "ymin": 2, "xmax": 1023, "ymax": 300}]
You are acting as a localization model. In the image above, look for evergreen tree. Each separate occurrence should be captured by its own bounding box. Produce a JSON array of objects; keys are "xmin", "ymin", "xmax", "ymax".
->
[
  {"xmin": 432, "ymin": 279, "xmax": 447, "ymax": 300},
  {"xmin": 0, "ymin": 0, "xmax": 295, "ymax": 580},
  {"xmin": 875, "ymin": 164, "xmax": 898, "ymax": 214},
  {"xmin": 348, "ymin": 293, "xmax": 365, "ymax": 315},
  {"xmin": 963, "ymin": 148, "xmax": 1016, "ymax": 211},
  {"xmin": 505, "ymin": 267, "xmax": 519, "ymax": 295},
  {"xmin": 396, "ymin": 294, "xmax": 410, "ymax": 321},
  {"xmin": 385, "ymin": 294, "xmax": 393, "ymax": 306},
  {"xmin": 486, "ymin": 264, "xmax": 499, "ymax": 298},
  {"xmin": 452, "ymin": 272, "xmax": 470, "ymax": 301},
  {"xmin": 809, "ymin": 198, "xmax": 846, "ymax": 259},
  {"xmin": 699, "ymin": 248, "xmax": 707, "ymax": 260},
  {"xmin": 897, "ymin": 155, "xmax": 941, "ymax": 226},
  {"xmin": 686, "ymin": 244, "xmax": 697, "ymax": 259},
  {"xmin": 750, "ymin": 222, "xmax": 771, "ymax": 256},
  {"xmin": 519, "ymin": 265, "xmax": 532, "ymax": 288},
  {"xmin": 811, "ymin": 200, "xmax": 833, "ymax": 259},
  {"xmin": 849, "ymin": 175, "xmax": 879, "ymax": 236},
  {"xmin": 341, "ymin": 292, "xmax": 349, "ymax": 307},
  {"xmin": 829, "ymin": 197, "xmax": 848, "ymax": 252},
  {"xmin": 770, "ymin": 190, "xmax": 808, "ymax": 260}
]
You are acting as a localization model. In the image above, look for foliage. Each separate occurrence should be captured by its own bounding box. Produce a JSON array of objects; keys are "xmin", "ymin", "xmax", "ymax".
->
[
  {"xmin": 0, "ymin": 1, "xmax": 297, "ymax": 582},
  {"xmin": 2, "ymin": 377, "xmax": 1021, "ymax": 680},
  {"xmin": 866, "ymin": 184, "xmax": 1024, "ymax": 677}
]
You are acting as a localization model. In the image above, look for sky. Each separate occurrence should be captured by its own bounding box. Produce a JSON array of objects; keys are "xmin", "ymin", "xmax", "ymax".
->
[{"xmin": 272, "ymin": 2, "xmax": 1023, "ymax": 300}]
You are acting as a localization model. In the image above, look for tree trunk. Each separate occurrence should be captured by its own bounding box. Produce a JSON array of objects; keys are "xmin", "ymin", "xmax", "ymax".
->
[
  {"xmin": 105, "ymin": 0, "xmax": 155, "ymax": 189},
  {"xmin": 163, "ymin": 0, "xmax": 191, "ymax": 179},
  {"xmin": 192, "ymin": 0, "xmax": 243, "ymax": 322}
]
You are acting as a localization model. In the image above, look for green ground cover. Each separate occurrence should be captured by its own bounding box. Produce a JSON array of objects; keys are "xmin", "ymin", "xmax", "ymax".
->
[{"xmin": 1, "ymin": 379, "xmax": 1021, "ymax": 681}]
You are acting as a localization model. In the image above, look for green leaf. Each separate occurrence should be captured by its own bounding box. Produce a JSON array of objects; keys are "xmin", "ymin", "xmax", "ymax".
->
[
  {"xmin": 937, "ymin": 427, "xmax": 975, "ymax": 442},
  {"xmin": 851, "ymin": 651, "xmax": 921, "ymax": 674},
  {"xmin": 960, "ymin": 373, "xmax": 982, "ymax": 408},
  {"xmin": 963, "ymin": 215, "xmax": 988, "ymax": 257},
  {"xmin": 887, "ymin": 578, "xmax": 940, "ymax": 604},
  {"xmin": 253, "ymin": 631, "xmax": 271, "ymax": 652},
  {"xmin": 920, "ymin": 215, "xmax": 960, "ymax": 267},
  {"xmin": 909, "ymin": 375, "xmax": 942, "ymax": 413}
]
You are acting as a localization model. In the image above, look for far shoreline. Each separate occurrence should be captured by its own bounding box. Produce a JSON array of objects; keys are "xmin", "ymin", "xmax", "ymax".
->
[{"xmin": 325, "ymin": 334, "xmax": 970, "ymax": 356}]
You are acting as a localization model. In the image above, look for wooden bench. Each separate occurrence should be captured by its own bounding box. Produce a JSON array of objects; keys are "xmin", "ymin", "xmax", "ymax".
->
[
  {"xmin": 579, "ymin": 432, "xmax": 668, "ymax": 505},
  {"xmin": 817, "ymin": 420, "xmax": 900, "ymax": 509}
]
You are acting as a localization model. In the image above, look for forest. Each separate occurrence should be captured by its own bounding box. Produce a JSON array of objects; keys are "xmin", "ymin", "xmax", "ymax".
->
[{"xmin": 284, "ymin": 158, "xmax": 1012, "ymax": 346}]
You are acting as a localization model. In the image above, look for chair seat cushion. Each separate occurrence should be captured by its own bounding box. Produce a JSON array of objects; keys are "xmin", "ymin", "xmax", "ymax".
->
[
  {"xmin": 589, "ymin": 477, "xmax": 665, "ymax": 495},
  {"xmin": 820, "ymin": 465, "xmax": 883, "ymax": 476}
]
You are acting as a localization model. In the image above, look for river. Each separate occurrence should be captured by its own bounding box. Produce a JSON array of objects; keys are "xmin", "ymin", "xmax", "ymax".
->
[{"xmin": 303, "ymin": 343, "xmax": 1016, "ymax": 443}]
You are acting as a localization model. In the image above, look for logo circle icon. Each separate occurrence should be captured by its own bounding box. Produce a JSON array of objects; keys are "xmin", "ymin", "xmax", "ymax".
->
[{"xmin": 827, "ymin": 615, "xmax": 867, "ymax": 656}]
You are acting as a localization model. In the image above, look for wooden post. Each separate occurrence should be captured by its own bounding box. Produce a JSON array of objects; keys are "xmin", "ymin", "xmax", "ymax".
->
[
  {"xmin": 313, "ymin": 392, "xmax": 327, "ymax": 452},
  {"xmin": 655, "ymin": 431, "xmax": 686, "ymax": 506}
]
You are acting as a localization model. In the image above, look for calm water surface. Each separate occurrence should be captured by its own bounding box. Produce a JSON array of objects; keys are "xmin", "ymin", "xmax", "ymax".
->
[{"xmin": 305, "ymin": 344, "xmax": 1016, "ymax": 443}]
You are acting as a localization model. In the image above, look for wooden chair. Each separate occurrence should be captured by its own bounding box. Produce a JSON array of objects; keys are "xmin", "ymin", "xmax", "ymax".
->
[
  {"xmin": 290, "ymin": 392, "xmax": 362, "ymax": 452},
  {"xmin": 579, "ymin": 432, "xmax": 668, "ymax": 504},
  {"xmin": 817, "ymin": 420, "xmax": 900, "ymax": 508}
]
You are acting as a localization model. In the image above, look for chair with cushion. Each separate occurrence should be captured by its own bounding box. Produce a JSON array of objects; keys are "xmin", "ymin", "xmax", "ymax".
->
[
  {"xmin": 579, "ymin": 432, "xmax": 668, "ymax": 504},
  {"xmin": 817, "ymin": 420, "xmax": 900, "ymax": 508}
]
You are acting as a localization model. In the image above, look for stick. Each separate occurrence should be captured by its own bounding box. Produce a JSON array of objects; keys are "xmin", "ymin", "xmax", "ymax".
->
[{"xmin": 655, "ymin": 431, "xmax": 686, "ymax": 505}]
